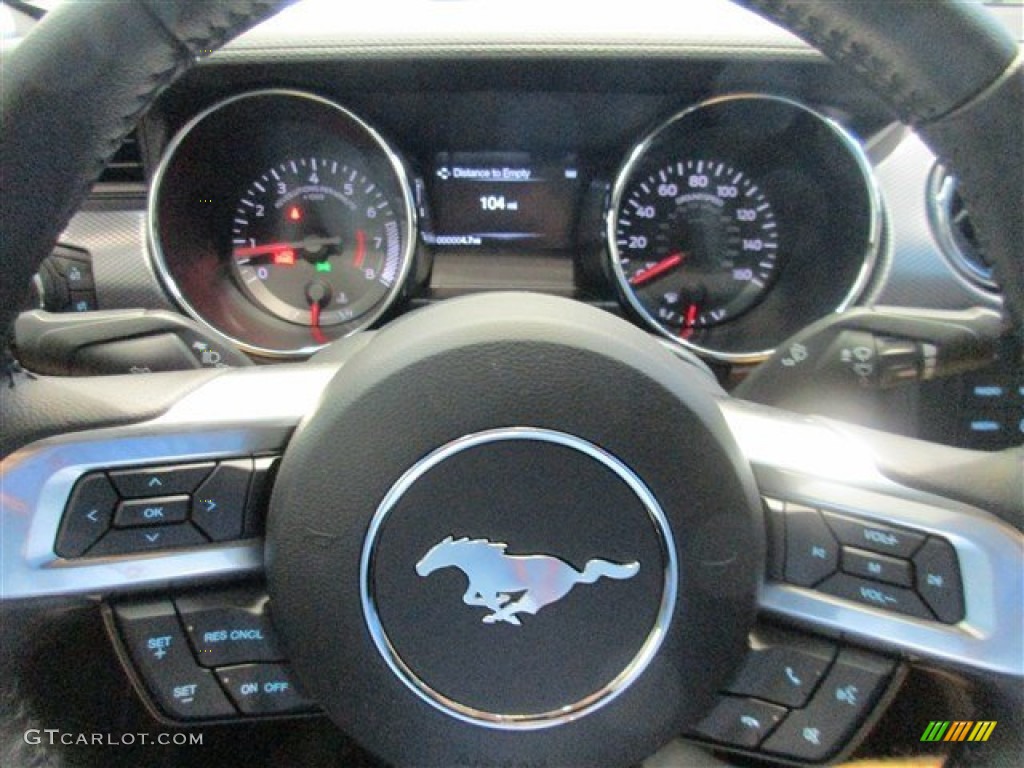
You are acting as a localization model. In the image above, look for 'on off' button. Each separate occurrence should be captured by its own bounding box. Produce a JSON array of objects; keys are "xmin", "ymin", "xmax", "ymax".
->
[{"xmin": 216, "ymin": 663, "xmax": 317, "ymax": 715}]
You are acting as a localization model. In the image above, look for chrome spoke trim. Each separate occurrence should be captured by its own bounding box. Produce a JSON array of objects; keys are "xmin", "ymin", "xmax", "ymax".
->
[
  {"xmin": 4, "ymin": 361, "xmax": 1022, "ymax": 682},
  {"xmin": 0, "ymin": 364, "xmax": 337, "ymax": 600},
  {"xmin": 721, "ymin": 399, "xmax": 1024, "ymax": 678}
]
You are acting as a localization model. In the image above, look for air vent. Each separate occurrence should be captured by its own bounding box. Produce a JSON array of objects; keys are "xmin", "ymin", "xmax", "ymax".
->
[
  {"xmin": 97, "ymin": 131, "xmax": 144, "ymax": 185},
  {"xmin": 928, "ymin": 165, "xmax": 998, "ymax": 291}
]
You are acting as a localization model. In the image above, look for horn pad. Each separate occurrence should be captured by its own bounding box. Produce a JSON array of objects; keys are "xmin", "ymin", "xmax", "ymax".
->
[{"xmin": 267, "ymin": 293, "xmax": 762, "ymax": 767}]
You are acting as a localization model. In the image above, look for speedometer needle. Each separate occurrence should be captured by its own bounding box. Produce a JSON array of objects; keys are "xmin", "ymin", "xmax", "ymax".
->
[
  {"xmin": 233, "ymin": 236, "xmax": 342, "ymax": 259},
  {"xmin": 628, "ymin": 252, "xmax": 686, "ymax": 286}
]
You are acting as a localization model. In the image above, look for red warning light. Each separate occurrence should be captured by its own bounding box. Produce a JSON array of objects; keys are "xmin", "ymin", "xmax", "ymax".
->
[
  {"xmin": 273, "ymin": 249, "xmax": 296, "ymax": 265},
  {"xmin": 287, "ymin": 206, "xmax": 302, "ymax": 221}
]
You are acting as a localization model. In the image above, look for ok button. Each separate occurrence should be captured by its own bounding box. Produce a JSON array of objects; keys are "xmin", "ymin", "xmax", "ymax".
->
[{"xmin": 114, "ymin": 496, "xmax": 190, "ymax": 528}]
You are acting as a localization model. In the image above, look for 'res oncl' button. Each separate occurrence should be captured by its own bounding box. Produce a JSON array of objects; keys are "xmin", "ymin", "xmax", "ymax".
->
[{"xmin": 176, "ymin": 591, "xmax": 284, "ymax": 668}]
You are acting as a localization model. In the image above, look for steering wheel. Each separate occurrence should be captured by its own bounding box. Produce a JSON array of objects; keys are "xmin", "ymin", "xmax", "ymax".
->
[{"xmin": 2, "ymin": 2, "xmax": 1021, "ymax": 767}]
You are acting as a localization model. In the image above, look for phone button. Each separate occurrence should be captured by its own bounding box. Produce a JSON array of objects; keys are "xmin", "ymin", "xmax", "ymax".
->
[
  {"xmin": 692, "ymin": 695, "xmax": 787, "ymax": 749},
  {"xmin": 725, "ymin": 627, "xmax": 836, "ymax": 707}
]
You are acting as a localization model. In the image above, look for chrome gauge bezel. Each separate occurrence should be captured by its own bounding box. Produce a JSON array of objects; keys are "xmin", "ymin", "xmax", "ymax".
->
[
  {"xmin": 606, "ymin": 93, "xmax": 882, "ymax": 364},
  {"xmin": 148, "ymin": 89, "xmax": 418, "ymax": 358}
]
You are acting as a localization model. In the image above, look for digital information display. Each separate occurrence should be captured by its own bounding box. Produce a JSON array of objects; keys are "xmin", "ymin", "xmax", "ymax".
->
[{"xmin": 425, "ymin": 152, "xmax": 580, "ymax": 250}]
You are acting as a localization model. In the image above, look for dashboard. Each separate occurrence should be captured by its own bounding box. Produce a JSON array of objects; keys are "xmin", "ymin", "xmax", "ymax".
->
[
  {"xmin": 3, "ymin": 4, "xmax": 1022, "ymax": 768},
  {"xmin": 45, "ymin": 0, "xmax": 1021, "ymax": 449}
]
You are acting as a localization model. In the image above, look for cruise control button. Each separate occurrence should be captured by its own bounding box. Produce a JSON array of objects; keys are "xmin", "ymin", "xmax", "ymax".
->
[
  {"xmin": 114, "ymin": 495, "xmax": 190, "ymax": 527},
  {"xmin": 692, "ymin": 695, "xmax": 786, "ymax": 749},
  {"xmin": 818, "ymin": 573, "xmax": 932, "ymax": 620},
  {"xmin": 115, "ymin": 601, "xmax": 235, "ymax": 721},
  {"xmin": 913, "ymin": 537, "xmax": 965, "ymax": 624},
  {"xmin": 88, "ymin": 523, "xmax": 206, "ymax": 556},
  {"xmin": 177, "ymin": 593, "xmax": 283, "ymax": 667},
  {"xmin": 109, "ymin": 463, "xmax": 215, "ymax": 498},
  {"xmin": 191, "ymin": 459, "xmax": 251, "ymax": 541},
  {"xmin": 784, "ymin": 504, "xmax": 838, "ymax": 587},
  {"xmin": 822, "ymin": 512, "xmax": 924, "ymax": 559},
  {"xmin": 762, "ymin": 648, "xmax": 893, "ymax": 761},
  {"xmin": 216, "ymin": 663, "xmax": 316, "ymax": 715},
  {"xmin": 726, "ymin": 628, "xmax": 836, "ymax": 708},
  {"xmin": 55, "ymin": 473, "xmax": 117, "ymax": 557},
  {"xmin": 841, "ymin": 546, "xmax": 913, "ymax": 587}
]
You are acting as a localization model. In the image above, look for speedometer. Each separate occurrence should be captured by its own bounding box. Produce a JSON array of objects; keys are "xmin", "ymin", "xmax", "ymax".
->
[
  {"xmin": 614, "ymin": 160, "xmax": 779, "ymax": 337},
  {"xmin": 608, "ymin": 94, "xmax": 881, "ymax": 362}
]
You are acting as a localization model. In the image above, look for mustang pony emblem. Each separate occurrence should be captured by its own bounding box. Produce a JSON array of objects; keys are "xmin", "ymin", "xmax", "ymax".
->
[{"xmin": 415, "ymin": 536, "xmax": 640, "ymax": 626}]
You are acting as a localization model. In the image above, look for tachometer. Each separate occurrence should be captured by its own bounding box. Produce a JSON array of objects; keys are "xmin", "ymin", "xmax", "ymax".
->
[
  {"xmin": 150, "ymin": 90, "xmax": 417, "ymax": 357},
  {"xmin": 614, "ymin": 160, "xmax": 779, "ymax": 337},
  {"xmin": 231, "ymin": 158, "xmax": 403, "ymax": 342}
]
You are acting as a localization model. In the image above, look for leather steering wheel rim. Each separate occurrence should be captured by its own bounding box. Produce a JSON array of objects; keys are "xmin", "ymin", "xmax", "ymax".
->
[{"xmin": 0, "ymin": 1, "xmax": 1021, "ymax": 766}]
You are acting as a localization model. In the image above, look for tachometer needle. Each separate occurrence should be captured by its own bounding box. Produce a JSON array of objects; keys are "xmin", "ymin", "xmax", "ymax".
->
[
  {"xmin": 628, "ymin": 252, "xmax": 686, "ymax": 286},
  {"xmin": 233, "ymin": 236, "xmax": 342, "ymax": 259}
]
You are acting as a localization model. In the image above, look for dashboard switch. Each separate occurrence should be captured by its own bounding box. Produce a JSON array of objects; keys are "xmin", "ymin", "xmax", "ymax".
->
[
  {"xmin": 191, "ymin": 460, "xmax": 251, "ymax": 541},
  {"xmin": 913, "ymin": 537, "xmax": 965, "ymax": 623},
  {"xmin": 115, "ymin": 601, "xmax": 235, "ymax": 721},
  {"xmin": 114, "ymin": 495, "xmax": 190, "ymax": 527},
  {"xmin": 726, "ymin": 628, "xmax": 836, "ymax": 708},
  {"xmin": 55, "ymin": 473, "xmax": 117, "ymax": 558},
  {"xmin": 693, "ymin": 695, "xmax": 786, "ymax": 749},
  {"xmin": 109, "ymin": 463, "xmax": 214, "ymax": 498},
  {"xmin": 177, "ymin": 592, "xmax": 283, "ymax": 667},
  {"xmin": 762, "ymin": 648, "xmax": 893, "ymax": 761},
  {"xmin": 784, "ymin": 504, "xmax": 838, "ymax": 587},
  {"xmin": 822, "ymin": 512, "xmax": 924, "ymax": 559},
  {"xmin": 840, "ymin": 546, "xmax": 913, "ymax": 587},
  {"xmin": 89, "ymin": 523, "xmax": 207, "ymax": 556},
  {"xmin": 818, "ymin": 573, "xmax": 932, "ymax": 620},
  {"xmin": 216, "ymin": 663, "xmax": 316, "ymax": 715}
]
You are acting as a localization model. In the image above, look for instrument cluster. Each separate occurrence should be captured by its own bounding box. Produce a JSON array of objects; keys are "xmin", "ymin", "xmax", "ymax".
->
[{"xmin": 149, "ymin": 89, "xmax": 881, "ymax": 361}]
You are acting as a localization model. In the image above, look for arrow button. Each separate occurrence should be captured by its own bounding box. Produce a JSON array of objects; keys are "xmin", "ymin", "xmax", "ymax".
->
[
  {"xmin": 89, "ymin": 523, "xmax": 206, "ymax": 556},
  {"xmin": 109, "ymin": 463, "xmax": 215, "ymax": 498},
  {"xmin": 191, "ymin": 460, "xmax": 252, "ymax": 542},
  {"xmin": 56, "ymin": 474, "xmax": 117, "ymax": 558}
]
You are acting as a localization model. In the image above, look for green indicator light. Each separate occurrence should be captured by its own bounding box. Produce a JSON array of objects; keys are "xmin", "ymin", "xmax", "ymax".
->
[{"xmin": 315, "ymin": 262, "xmax": 332, "ymax": 273}]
